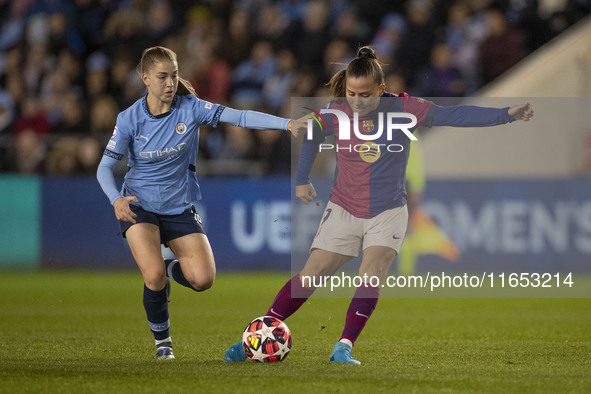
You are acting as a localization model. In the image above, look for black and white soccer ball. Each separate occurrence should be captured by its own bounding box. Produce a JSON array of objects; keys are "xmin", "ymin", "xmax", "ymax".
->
[{"xmin": 242, "ymin": 316, "xmax": 292, "ymax": 363}]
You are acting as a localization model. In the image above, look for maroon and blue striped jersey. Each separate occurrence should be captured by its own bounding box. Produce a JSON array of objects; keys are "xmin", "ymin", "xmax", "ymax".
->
[{"xmin": 296, "ymin": 93, "xmax": 515, "ymax": 218}]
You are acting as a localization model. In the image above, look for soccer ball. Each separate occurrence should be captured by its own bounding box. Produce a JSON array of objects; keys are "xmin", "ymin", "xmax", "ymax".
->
[{"xmin": 242, "ymin": 316, "xmax": 292, "ymax": 363}]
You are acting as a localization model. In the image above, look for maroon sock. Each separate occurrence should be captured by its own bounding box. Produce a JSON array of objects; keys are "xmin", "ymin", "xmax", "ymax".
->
[
  {"xmin": 340, "ymin": 285, "xmax": 380, "ymax": 344},
  {"xmin": 266, "ymin": 274, "xmax": 315, "ymax": 320}
]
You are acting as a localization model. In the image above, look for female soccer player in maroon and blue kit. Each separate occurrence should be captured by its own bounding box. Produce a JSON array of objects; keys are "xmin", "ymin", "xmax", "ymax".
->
[{"xmin": 226, "ymin": 46, "xmax": 533, "ymax": 364}]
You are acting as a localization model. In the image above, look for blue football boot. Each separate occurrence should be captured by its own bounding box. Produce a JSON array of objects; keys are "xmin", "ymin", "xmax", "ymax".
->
[
  {"xmin": 224, "ymin": 341, "xmax": 247, "ymax": 362},
  {"xmin": 329, "ymin": 342, "xmax": 361, "ymax": 365}
]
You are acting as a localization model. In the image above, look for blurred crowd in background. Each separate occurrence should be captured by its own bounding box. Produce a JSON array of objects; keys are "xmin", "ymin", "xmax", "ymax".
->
[{"xmin": 0, "ymin": 0, "xmax": 589, "ymax": 176}]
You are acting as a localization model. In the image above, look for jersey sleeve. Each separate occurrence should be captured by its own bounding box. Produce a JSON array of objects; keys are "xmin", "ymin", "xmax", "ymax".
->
[
  {"xmin": 103, "ymin": 113, "xmax": 131, "ymax": 160},
  {"xmin": 191, "ymin": 96, "xmax": 226, "ymax": 128},
  {"xmin": 295, "ymin": 138, "xmax": 322, "ymax": 186},
  {"xmin": 98, "ymin": 113, "xmax": 131, "ymax": 204},
  {"xmin": 295, "ymin": 104, "xmax": 334, "ymax": 185},
  {"xmin": 429, "ymin": 105, "xmax": 515, "ymax": 127},
  {"xmin": 219, "ymin": 107, "xmax": 290, "ymax": 130},
  {"xmin": 97, "ymin": 155, "xmax": 122, "ymax": 205},
  {"xmin": 400, "ymin": 96, "xmax": 434, "ymax": 127}
]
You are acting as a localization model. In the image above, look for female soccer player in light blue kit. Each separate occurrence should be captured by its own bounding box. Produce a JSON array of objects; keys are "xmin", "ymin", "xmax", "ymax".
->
[{"xmin": 97, "ymin": 46, "xmax": 298, "ymax": 359}]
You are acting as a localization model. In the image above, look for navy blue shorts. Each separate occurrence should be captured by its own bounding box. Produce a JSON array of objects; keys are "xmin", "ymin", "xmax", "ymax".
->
[{"xmin": 120, "ymin": 205, "xmax": 204, "ymax": 245}]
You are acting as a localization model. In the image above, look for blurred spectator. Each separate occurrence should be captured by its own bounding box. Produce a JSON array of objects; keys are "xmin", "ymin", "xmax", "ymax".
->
[
  {"xmin": 145, "ymin": 0, "xmax": 176, "ymax": 43},
  {"xmin": 185, "ymin": 6, "xmax": 222, "ymax": 53},
  {"xmin": 12, "ymin": 96, "xmax": 50, "ymax": 136},
  {"xmin": 263, "ymin": 49, "xmax": 297, "ymax": 111},
  {"xmin": 120, "ymin": 68, "xmax": 145, "ymax": 110},
  {"xmin": 231, "ymin": 40, "xmax": 275, "ymax": 109},
  {"xmin": 225, "ymin": 10, "xmax": 254, "ymax": 68},
  {"xmin": 89, "ymin": 95, "xmax": 119, "ymax": 137},
  {"xmin": 253, "ymin": 129, "xmax": 290, "ymax": 174},
  {"xmin": 14, "ymin": 128, "xmax": 46, "ymax": 174},
  {"xmin": 385, "ymin": 72, "xmax": 408, "ymax": 95},
  {"xmin": 103, "ymin": 7, "xmax": 146, "ymax": 59},
  {"xmin": 77, "ymin": 135, "xmax": 102, "ymax": 174},
  {"xmin": 0, "ymin": 12, "xmax": 26, "ymax": 52},
  {"xmin": 294, "ymin": 1, "xmax": 331, "ymax": 77},
  {"xmin": 56, "ymin": 49, "xmax": 84, "ymax": 92},
  {"xmin": 46, "ymin": 136, "xmax": 80, "ymax": 175},
  {"xmin": 108, "ymin": 52, "xmax": 135, "ymax": 107},
  {"xmin": 41, "ymin": 69, "xmax": 72, "ymax": 124},
  {"xmin": 478, "ymin": 9, "xmax": 525, "ymax": 84},
  {"xmin": 396, "ymin": 0, "xmax": 437, "ymax": 86},
  {"xmin": 290, "ymin": 70, "xmax": 319, "ymax": 97},
  {"xmin": 188, "ymin": 41, "xmax": 231, "ymax": 104},
  {"xmin": 322, "ymin": 38, "xmax": 354, "ymax": 83},
  {"xmin": 256, "ymin": 4, "xmax": 296, "ymax": 50},
  {"xmin": 216, "ymin": 124, "xmax": 256, "ymax": 161},
  {"xmin": 23, "ymin": 42, "xmax": 51, "ymax": 94},
  {"xmin": 5, "ymin": 72, "xmax": 27, "ymax": 114},
  {"xmin": 47, "ymin": 11, "xmax": 84, "ymax": 56},
  {"xmin": 412, "ymin": 43, "xmax": 465, "ymax": 97},
  {"xmin": 444, "ymin": 0, "xmax": 488, "ymax": 94},
  {"xmin": 1, "ymin": 45, "xmax": 24, "ymax": 77},
  {"xmin": 26, "ymin": 13, "xmax": 49, "ymax": 47},
  {"xmin": 371, "ymin": 13, "xmax": 406, "ymax": 60},
  {"xmin": 72, "ymin": 0, "xmax": 109, "ymax": 52},
  {"xmin": 332, "ymin": 9, "xmax": 371, "ymax": 48},
  {"xmin": 51, "ymin": 92, "xmax": 89, "ymax": 134},
  {"xmin": 0, "ymin": 89, "xmax": 15, "ymax": 134},
  {"xmin": 276, "ymin": 0, "xmax": 308, "ymax": 23},
  {"xmin": 85, "ymin": 51, "xmax": 110, "ymax": 101},
  {"xmin": 506, "ymin": 0, "xmax": 552, "ymax": 52}
]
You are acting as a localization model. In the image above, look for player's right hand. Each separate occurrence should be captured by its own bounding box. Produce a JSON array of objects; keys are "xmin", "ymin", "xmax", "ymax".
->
[
  {"xmin": 113, "ymin": 196, "xmax": 138, "ymax": 223},
  {"xmin": 296, "ymin": 183, "xmax": 317, "ymax": 204}
]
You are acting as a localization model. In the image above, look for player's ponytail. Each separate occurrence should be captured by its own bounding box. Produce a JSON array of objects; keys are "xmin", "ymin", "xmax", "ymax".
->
[
  {"xmin": 138, "ymin": 46, "xmax": 198, "ymax": 97},
  {"xmin": 327, "ymin": 45, "xmax": 385, "ymax": 97},
  {"xmin": 177, "ymin": 77, "xmax": 198, "ymax": 97},
  {"xmin": 327, "ymin": 69, "xmax": 347, "ymax": 98}
]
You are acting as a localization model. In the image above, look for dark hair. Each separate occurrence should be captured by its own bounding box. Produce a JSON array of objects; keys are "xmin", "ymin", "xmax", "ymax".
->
[
  {"xmin": 137, "ymin": 46, "xmax": 198, "ymax": 97},
  {"xmin": 327, "ymin": 46, "xmax": 385, "ymax": 97}
]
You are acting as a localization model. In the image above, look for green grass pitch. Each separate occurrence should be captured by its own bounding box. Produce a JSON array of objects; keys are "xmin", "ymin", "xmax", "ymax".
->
[{"xmin": 1, "ymin": 271, "xmax": 589, "ymax": 393}]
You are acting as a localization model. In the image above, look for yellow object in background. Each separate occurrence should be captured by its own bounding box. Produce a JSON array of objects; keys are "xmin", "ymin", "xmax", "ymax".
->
[{"xmin": 398, "ymin": 134, "xmax": 460, "ymax": 275}]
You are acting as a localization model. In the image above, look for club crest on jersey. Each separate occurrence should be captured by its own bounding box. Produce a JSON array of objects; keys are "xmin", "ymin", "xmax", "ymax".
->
[
  {"xmin": 175, "ymin": 122, "xmax": 187, "ymax": 135},
  {"xmin": 362, "ymin": 120, "xmax": 374, "ymax": 133}
]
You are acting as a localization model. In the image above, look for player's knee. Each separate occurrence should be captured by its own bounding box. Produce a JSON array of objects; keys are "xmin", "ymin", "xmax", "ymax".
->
[
  {"xmin": 144, "ymin": 272, "xmax": 167, "ymax": 291},
  {"xmin": 301, "ymin": 265, "xmax": 336, "ymax": 279},
  {"xmin": 188, "ymin": 276, "xmax": 215, "ymax": 292}
]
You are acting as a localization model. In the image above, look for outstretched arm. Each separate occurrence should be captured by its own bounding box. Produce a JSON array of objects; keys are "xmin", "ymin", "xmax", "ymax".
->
[
  {"xmin": 219, "ymin": 107, "xmax": 295, "ymax": 135},
  {"xmin": 429, "ymin": 102, "xmax": 534, "ymax": 127}
]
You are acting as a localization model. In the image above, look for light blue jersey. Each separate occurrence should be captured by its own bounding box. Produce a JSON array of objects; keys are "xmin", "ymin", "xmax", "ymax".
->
[{"xmin": 98, "ymin": 94, "xmax": 290, "ymax": 215}]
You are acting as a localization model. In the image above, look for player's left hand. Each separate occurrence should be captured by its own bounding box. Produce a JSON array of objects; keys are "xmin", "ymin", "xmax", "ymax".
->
[
  {"xmin": 508, "ymin": 103, "xmax": 534, "ymax": 121},
  {"xmin": 288, "ymin": 115, "xmax": 311, "ymax": 138}
]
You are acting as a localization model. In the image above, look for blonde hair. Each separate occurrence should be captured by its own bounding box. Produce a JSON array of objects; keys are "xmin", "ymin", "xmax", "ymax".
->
[
  {"xmin": 137, "ymin": 46, "xmax": 198, "ymax": 97},
  {"xmin": 327, "ymin": 46, "xmax": 385, "ymax": 97}
]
